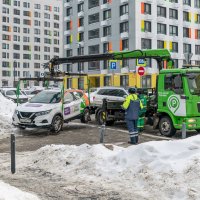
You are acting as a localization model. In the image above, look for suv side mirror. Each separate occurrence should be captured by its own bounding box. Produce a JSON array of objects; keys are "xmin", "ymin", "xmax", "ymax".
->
[{"xmin": 123, "ymin": 95, "xmax": 127, "ymax": 99}]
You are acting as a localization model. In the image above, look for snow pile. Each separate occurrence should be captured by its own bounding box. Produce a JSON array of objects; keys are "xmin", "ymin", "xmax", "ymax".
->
[
  {"xmin": 0, "ymin": 181, "xmax": 39, "ymax": 200},
  {"xmin": 15, "ymin": 136, "xmax": 200, "ymax": 199},
  {"xmin": 0, "ymin": 93, "xmax": 16, "ymax": 138}
]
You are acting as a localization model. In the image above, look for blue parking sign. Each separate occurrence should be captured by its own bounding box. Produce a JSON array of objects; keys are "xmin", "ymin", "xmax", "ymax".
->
[
  {"xmin": 110, "ymin": 61, "xmax": 117, "ymax": 70},
  {"xmin": 137, "ymin": 59, "xmax": 146, "ymax": 66}
]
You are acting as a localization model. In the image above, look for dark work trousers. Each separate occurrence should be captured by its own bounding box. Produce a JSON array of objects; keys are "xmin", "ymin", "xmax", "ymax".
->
[{"xmin": 126, "ymin": 119, "xmax": 138, "ymax": 144}]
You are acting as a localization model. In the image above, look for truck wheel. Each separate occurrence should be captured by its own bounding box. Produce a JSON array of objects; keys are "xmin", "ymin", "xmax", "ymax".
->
[
  {"xmin": 97, "ymin": 109, "xmax": 105, "ymax": 125},
  {"xmin": 81, "ymin": 108, "xmax": 90, "ymax": 123},
  {"xmin": 51, "ymin": 115, "xmax": 63, "ymax": 134},
  {"xmin": 159, "ymin": 116, "xmax": 176, "ymax": 137}
]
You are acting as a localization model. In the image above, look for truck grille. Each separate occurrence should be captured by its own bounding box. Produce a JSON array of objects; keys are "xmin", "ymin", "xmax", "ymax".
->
[
  {"xmin": 198, "ymin": 103, "xmax": 200, "ymax": 113},
  {"xmin": 19, "ymin": 112, "xmax": 33, "ymax": 118}
]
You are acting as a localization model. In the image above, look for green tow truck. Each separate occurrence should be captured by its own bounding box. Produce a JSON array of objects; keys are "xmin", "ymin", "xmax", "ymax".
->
[{"xmin": 46, "ymin": 49, "xmax": 200, "ymax": 137}]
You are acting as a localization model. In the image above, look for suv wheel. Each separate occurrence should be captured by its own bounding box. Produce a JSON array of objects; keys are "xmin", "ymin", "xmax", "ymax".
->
[
  {"xmin": 51, "ymin": 115, "xmax": 63, "ymax": 134},
  {"xmin": 159, "ymin": 116, "xmax": 176, "ymax": 137},
  {"xmin": 81, "ymin": 108, "xmax": 90, "ymax": 123}
]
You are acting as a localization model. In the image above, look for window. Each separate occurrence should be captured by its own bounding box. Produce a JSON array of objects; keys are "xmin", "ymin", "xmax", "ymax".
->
[
  {"xmin": 120, "ymin": 75, "xmax": 129, "ymax": 87},
  {"xmin": 67, "ymin": 78, "xmax": 72, "ymax": 88},
  {"xmin": 34, "ymin": 28, "xmax": 40, "ymax": 35},
  {"xmin": 23, "ymin": 19, "xmax": 31, "ymax": 25},
  {"xmin": 157, "ymin": 6, "xmax": 166, "ymax": 17},
  {"xmin": 23, "ymin": 54, "xmax": 31, "ymax": 60},
  {"xmin": 2, "ymin": 52, "xmax": 9, "ymax": 59},
  {"xmin": 172, "ymin": 42, "xmax": 178, "ymax": 53},
  {"xmin": 2, "ymin": 62, "xmax": 9, "ymax": 68},
  {"xmin": 78, "ymin": 3, "xmax": 84, "ymax": 12},
  {"xmin": 23, "ymin": 45, "xmax": 30, "ymax": 51},
  {"xmin": 44, "ymin": 5, "xmax": 51, "ymax": 11},
  {"xmin": 3, "ymin": 0, "xmax": 11, "ymax": 5},
  {"xmin": 195, "ymin": 45, "xmax": 200, "ymax": 55},
  {"xmin": 141, "ymin": 75, "xmax": 151, "ymax": 88},
  {"xmin": 144, "ymin": 21, "xmax": 151, "ymax": 32},
  {"xmin": 14, "ymin": 9, "xmax": 20, "ymax": 15},
  {"xmin": 196, "ymin": 30, "xmax": 200, "ymax": 39},
  {"xmin": 2, "ymin": 71, "xmax": 10, "ymax": 77},
  {"xmin": 54, "ymin": 15, "xmax": 59, "ymax": 21},
  {"xmin": 120, "ymin": 21, "xmax": 129, "ymax": 33},
  {"xmin": 183, "ymin": 0, "xmax": 191, "ymax": 6},
  {"xmin": 169, "ymin": 8, "xmax": 178, "ymax": 19},
  {"xmin": 88, "ymin": 0, "xmax": 99, "ymax": 9},
  {"xmin": 2, "ymin": 25, "xmax": 9, "ymax": 32},
  {"xmin": 103, "ymin": 60, "xmax": 109, "ymax": 69},
  {"xmin": 157, "ymin": 23, "xmax": 167, "ymax": 34},
  {"xmin": 66, "ymin": 35, "xmax": 71, "ymax": 44},
  {"xmin": 164, "ymin": 74, "xmax": 183, "ymax": 94},
  {"xmin": 104, "ymin": 76, "xmax": 111, "ymax": 86},
  {"xmin": 14, "ymin": 18, "xmax": 20, "ymax": 24},
  {"xmin": 78, "ymin": 63, "xmax": 84, "ymax": 72},
  {"xmin": 14, "ymin": 1, "xmax": 20, "ymax": 6},
  {"xmin": 88, "ymin": 29, "xmax": 99, "ymax": 39},
  {"xmin": 77, "ymin": 46, "xmax": 84, "ymax": 55},
  {"xmin": 79, "ymin": 32, "xmax": 84, "ymax": 42},
  {"xmin": 23, "ymin": 36, "xmax": 30, "ymax": 42},
  {"xmin": 2, "ymin": 43, "xmax": 9, "ymax": 49},
  {"xmin": 34, "ymin": 4, "xmax": 41, "ymax": 9},
  {"xmin": 144, "ymin": 3, "xmax": 151, "ymax": 14},
  {"xmin": 157, "ymin": 40, "xmax": 164, "ymax": 49},
  {"xmin": 2, "ymin": 16, "xmax": 9, "ymax": 23},
  {"xmin": 173, "ymin": 59, "xmax": 178, "ymax": 68},
  {"xmin": 183, "ymin": 43, "xmax": 191, "ymax": 53},
  {"xmin": 66, "ymin": 7, "xmax": 72, "ymax": 16},
  {"xmin": 169, "ymin": 25, "xmax": 178, "ymax": 36},
  {"xmin": 88, "ymin": 13, "xmax": 99, "ymax": 24},
  {"xmin": 54, "ymin": 23, "xmax": 59, "ymax": 29},
  {"xmin": 44, "ymin": 22, "xmax": 50, "ymax": 27},
  {"xmin": 34, "ymin": 46, "xmax": 40, "ymax": 52},
  {"xmin": 34, "ymin": 20, "xmax": 41, "ymax": 26},
  {"xmin": 34, "ymin": 12, "xmax": 41, "ymax": 18},
  {"xmin": 23, "ymin": 62, "xmax": 30, "ymax": 68},
  {"xmin": 66, "ymin": 21, "xmax": 70, "ymax": 30},
  {"xmin": 2, "ymin": 34, "xmax": 10, "ymax": 41},
  {"xmin": 78, "ymin": 78, "xmax": 84, "ymax": 90},
  {"xmin": 13, "ymin": 53, "xmax": 20, "ymax": 59},
  {"xmin": 2, "ymin": 7, "xmax": 9, "ymax": 14},
  {"xmin": 34, "ymin": 37, "xmax": 40, "ymax": 43},
  {"xmin": 23, "ymin": 2, "xmax": 30, "ymax": 8},
  {"xmin": 88, "ymin": 45, "xmax": 99, "ymax": 54},
  {"xmin": 103, "ymin": 26, "xmax": 111, "ymax": 37},
  {"xmin": 120, "ymin": 4, "xmax": 128, "ymax": 16},
  {"xmin": 13, "ymin": 35, "xmax": 20, "ymax": 42},
  {"xmin": 44, "ymin": 13, "xmax": 50, "ymax": 19},
  {"xmin": 88, "ymin": 61, "xmax": 100, "ymax": 71},
  {"xmin": 183, "ymin": 11, "xmax": 190, "ymax": 21},
  {"xmin": 122, "ymin": 39, "xmax": 129, "ymax": 50},
  {"xmin": 79, "ymin": 18, "xmax": 84, "ymax": 26},
  {"xmin": 23, "ymin": 11, "xmax": 30, "ymax": 16},
  {"xmin": 44, "ymin": 38, "xmax": 51, "ymax": 44},
  {"xmin": 34, "ymin": 54, "xmax": 40, "ymax": 60},
  {"xmin": 122, "ymin": 59, "xmax": 129, "ymax": 68},
  {"xmin": 66, "ymin": 64, "xmax": 72, "ymax": 72},
  {"xmin": 66, "ymin": 49, "xmax": 72, "ymax": 57},
  {"xmin": 24, "ymin": 28, "xmax": 30, "ymax": 34},
  {"xmin": 195, "ymin": 0, "xmax": 200, "ymax": 8},
  {"xmin": 141, "ymin": 38, "xmax": 151, "ymax": 49},
  {"xmin": 13, "ymin": 44, "xmax": 20, "ymax": 50},
  {"xmin": 103, "ymin": 9, "xmax": 111, "ymax": 20},
  {"xmin": 183, "ymin": 27, "xmax": 190, "ymax": 38},
  {"xmin": 169, "ymin": 0, "xmax": 178, "ymax": 2}
]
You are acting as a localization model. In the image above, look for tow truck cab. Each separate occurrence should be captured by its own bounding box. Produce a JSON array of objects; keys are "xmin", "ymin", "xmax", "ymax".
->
[{"xmin": 156, "ymin": 67, "xmax": 200, "ymax": 136}]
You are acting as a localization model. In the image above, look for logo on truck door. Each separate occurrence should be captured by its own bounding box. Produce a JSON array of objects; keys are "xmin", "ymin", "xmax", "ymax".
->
[{"xmin": 167, "ymin": 95, "xmax": 186, "ymax": 116}]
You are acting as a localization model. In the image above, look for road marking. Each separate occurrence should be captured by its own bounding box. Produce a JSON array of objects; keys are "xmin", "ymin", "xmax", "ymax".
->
[{"xmin": 70, "ymin": 122, "xmax": 172, "ymax": 141}]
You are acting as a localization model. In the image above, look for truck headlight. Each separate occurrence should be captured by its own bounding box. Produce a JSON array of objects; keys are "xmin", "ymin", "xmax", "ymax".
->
[
  {"xmin": 35, "ymin": 110, "xmax": 52, "ymax": 117},
  {"xmin": 187, "ymin": 119, "xmax": 196, "ymax": 123}
]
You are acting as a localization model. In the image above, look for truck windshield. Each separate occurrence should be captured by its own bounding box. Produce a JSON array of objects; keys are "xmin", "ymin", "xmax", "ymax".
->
[
  {"xmin": 29, "ymin": 91, "xmax": 61, "ymax": 104},
  {"xmin": 187, "ymin": 73, "xmax": 200, "ymax": 95}
]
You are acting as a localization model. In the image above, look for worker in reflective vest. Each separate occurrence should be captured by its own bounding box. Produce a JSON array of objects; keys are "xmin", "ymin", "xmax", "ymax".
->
[{"xmin": 122, "ymin": 88, "xmax": 143, "ymax": 144}]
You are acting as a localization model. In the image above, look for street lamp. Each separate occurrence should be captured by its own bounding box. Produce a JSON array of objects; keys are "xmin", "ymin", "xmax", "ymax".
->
[{"xmin": 13, "ymin": 60, "xmax": 16, "ymax": 87}]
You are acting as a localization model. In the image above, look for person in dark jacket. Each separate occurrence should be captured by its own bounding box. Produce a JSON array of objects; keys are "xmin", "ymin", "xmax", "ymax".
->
[{"xmin": 122, "ymin": 88, "xmax": 143, "ymax": 144}]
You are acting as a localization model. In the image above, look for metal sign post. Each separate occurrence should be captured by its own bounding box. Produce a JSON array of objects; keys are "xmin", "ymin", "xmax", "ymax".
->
[
  {"xmin": 109, "ymin": 60, "xmax": 117, "ymax": 86},
  {"xmin": 11, "ymin": 132, "xmax": 16, "ymax": 174},
  {"xmin": 99, "ymin": 98, "xmax": 107, "ymax": 143}
]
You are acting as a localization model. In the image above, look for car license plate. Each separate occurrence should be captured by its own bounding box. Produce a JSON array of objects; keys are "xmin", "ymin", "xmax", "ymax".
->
[{"xmin": 20, "ymin": 118, "xmax": 31, "ymax": 123}]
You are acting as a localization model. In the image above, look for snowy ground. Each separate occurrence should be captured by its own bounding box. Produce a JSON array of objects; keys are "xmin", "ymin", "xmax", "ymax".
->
[{"xmin": 1, "ymin": 93, "xmax": 200, "ymax": 199}]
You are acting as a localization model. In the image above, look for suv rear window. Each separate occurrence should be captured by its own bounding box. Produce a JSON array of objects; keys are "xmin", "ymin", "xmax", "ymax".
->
[{"xmin": 97, "ymin": 89, "xmax": 126, "ymax": 97}]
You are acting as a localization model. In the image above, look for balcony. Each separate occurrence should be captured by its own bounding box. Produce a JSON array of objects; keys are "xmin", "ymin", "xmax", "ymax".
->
[
  {"xmin": 101, "ymin": 20, "xmax": 110, "ymax": 26},
  {"xmin": 120, "ymin": 32, "xmax": 129, "ymax": 39},
  {"xmin": 101, "ymin": 4, "xmax": 109, "ymax": 10},
  {"xmin": 78, "ymin": 11, "xmax": 84, "ymax": 17},
  {"xmin": 157, "ymin": 16, "xmax": 166, "ymax": 23},
  {"xmin": 64, "ymin": 44, "xmax": 71, "ymax": 49},
  {"xmin": 183, "ymin": 21, "xmax": 191, "ymax": 27},
  {"xmin": 121, "ymin": 0, "xmax": 128, "ymax": 4},
  {"xmin": 183, "ymin": 4, "xmax": 191, "ymax": 11},
  {"xmin": 101, "ymin": 36, "xmax": 109, "ymax": 43},
  {"xmin": 64, "ymin": 30, "xmax": 71, "ymax": 35},
  {"xmin": 78, "ymin": 41, "xmax": 84, "ymax": 46},
  {"xmin": 120, "ymin": 14, "xmax": 129, "ymax": 21},
  {"xmin": 144, "ymin": 14, "xmax": 153, "ymax": 21},
  {"xmin": 157, "ymin": 0, "xmax": 165, "ymax": 5},
  {"xmin": 64, "ymin": 2, "xmax": 71, "ymax": 7},
  {"xmin": 183, "ymin": 37, "xmax": 191, "ymax": 43},
  {"xmin": 78, "ymin": 26, "xmax": 84, "ymax": 32},
  {"xmin": 64, "ymin": 16, "xmax": 71, "ymax": 21}
]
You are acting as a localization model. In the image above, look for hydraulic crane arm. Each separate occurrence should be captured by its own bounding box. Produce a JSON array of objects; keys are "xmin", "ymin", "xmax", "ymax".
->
[{"xmin": 47, "ymin": 49, "xmax": 174, "ymax": 77}]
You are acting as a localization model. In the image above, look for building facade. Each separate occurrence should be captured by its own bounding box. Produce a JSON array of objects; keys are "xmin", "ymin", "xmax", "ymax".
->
[
  {"xmin": 0, "ymin": 0, "xmax": 63, "ymax": 87},
  {"xmin": 64, "ymin": 0, "xmax": 200, "ymax": 89}
]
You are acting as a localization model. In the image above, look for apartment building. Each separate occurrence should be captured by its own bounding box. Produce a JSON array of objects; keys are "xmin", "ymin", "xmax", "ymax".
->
[
  {"xmin": 64, "ymin": 0, "xmax": 200, "ymax": 89},
  {"xmin": 0, "ymin": 0, "xmax": 63, "ymax": 87}
]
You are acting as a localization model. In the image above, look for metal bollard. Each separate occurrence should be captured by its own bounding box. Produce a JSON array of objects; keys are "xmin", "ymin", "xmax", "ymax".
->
[
  {"xmin": 99, "ymin": 124, "xmax": 105, "ymax": 143},
  {"xmin": 11, "ymin": 133, "xmax": 16, "ymax": 174},
  {"xmin": 182, "ymin": 122, "xmax": 186, "ymax": 139}
]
